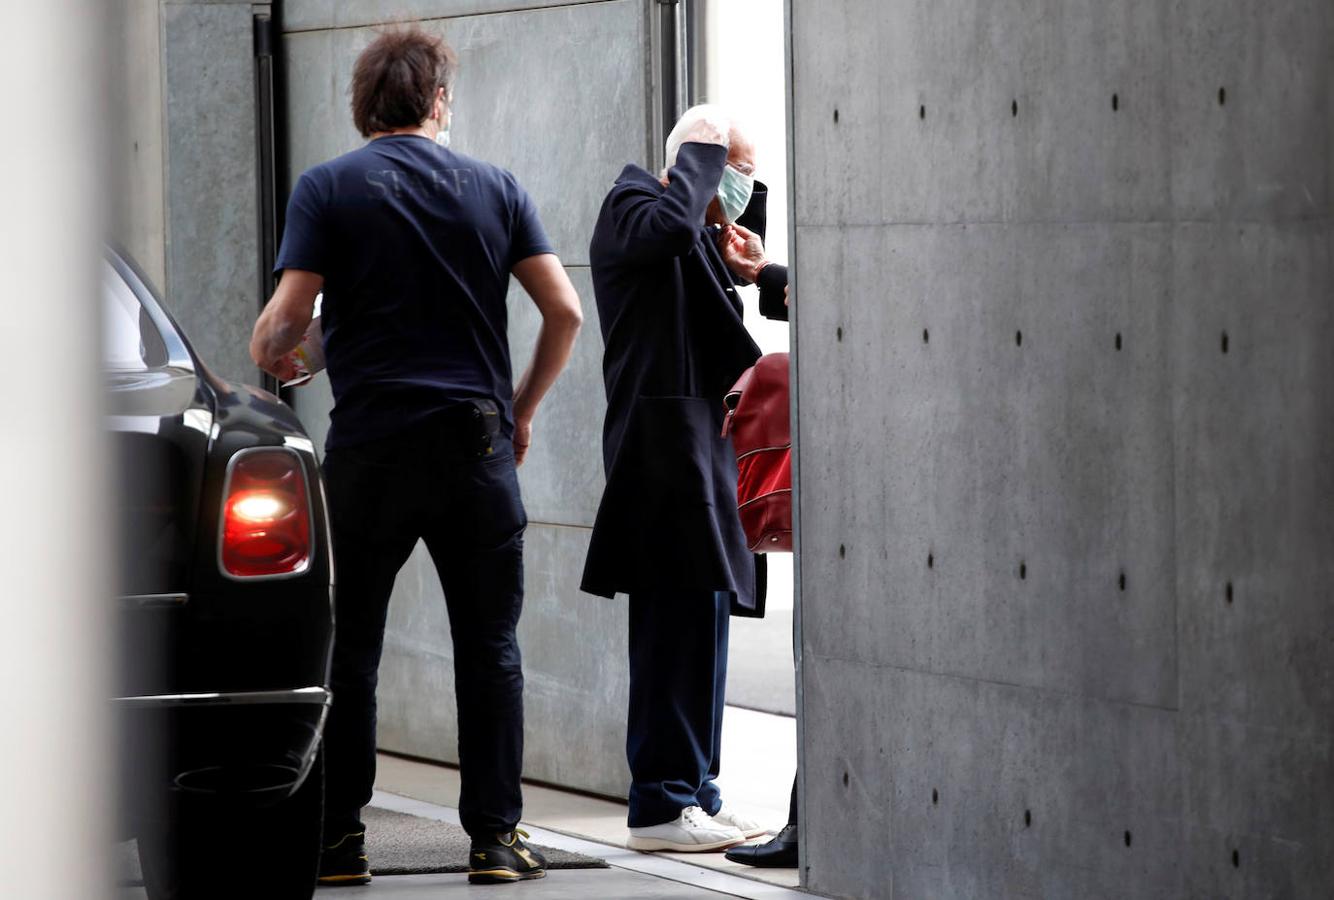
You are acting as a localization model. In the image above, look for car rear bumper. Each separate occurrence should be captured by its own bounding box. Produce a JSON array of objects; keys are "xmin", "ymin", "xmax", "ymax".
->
[
  {"xmin": 114, "ymin": 685, "xmax": 329, "ymax": 710},
  {"xmin": 116, "ymin": 685, "xmax": 329, "ymax": 821}
]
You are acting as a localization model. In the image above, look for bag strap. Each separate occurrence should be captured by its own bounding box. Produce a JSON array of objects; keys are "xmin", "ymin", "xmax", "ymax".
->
[{"xmin": 720, "ymin": 365, "xmax": 757, "ymax": 438}]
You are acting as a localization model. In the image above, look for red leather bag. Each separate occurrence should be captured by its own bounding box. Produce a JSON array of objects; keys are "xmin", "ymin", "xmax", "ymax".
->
[{"xmin": 722, "ymin": 352, "xmax": 792, "ymax": 552}]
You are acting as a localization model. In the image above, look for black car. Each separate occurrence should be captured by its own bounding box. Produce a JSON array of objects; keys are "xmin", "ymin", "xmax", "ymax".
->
[{"xmin": 105, "ymin": 247, "xmax": 333, "ymax": 899}]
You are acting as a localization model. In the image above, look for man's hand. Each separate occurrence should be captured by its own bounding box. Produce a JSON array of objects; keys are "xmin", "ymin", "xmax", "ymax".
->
[
  {"xmin": 683, "ymin": 109, "xmax": 730, "ymax": 148},
  {"xmin": 719, "ymin": 223, "xmax": 769, "ymax": 283},
  {"xmin": 510, "ymin": 253, "xmax": 582, "ymax": 469},
  {"xmin": 513, "ymin": 416, "xmax": 533, "ymax": 467},
  {"xmin": 251, "ymin": 269, "xmax": 322, "ymax": 378},
  {"xmin": 267, "ymin": 353, "xmax": 301, "ymax": 383}
]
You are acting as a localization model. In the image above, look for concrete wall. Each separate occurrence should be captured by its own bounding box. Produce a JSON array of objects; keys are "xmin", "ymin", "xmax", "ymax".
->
[
  {"xmin": 109, "ymin": 0, "xmax": 167, "ymax": 289},
  {"xmin": 789, "ymin": 1, "xmax": 1334, "ymax": 898},
  {"xmin": 283, "ymin": 0, "xmax": 648, "ymax": 798},
  {"xmin": 109, "ymin": 0, "xmax": 265, "ymax": 386}
]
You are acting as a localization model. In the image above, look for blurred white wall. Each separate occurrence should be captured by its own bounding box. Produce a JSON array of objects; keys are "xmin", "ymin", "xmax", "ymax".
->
[
  {"xmin": 0, "ymin": 2, "xmax": 112, "ymax": 897},
  {"xmin": 706, "ymin": 0, "xmax": 798, "ymax": 715},
  {"xmin": 707, "ymin": 0, "xmax": 790, "ymax": 356}
]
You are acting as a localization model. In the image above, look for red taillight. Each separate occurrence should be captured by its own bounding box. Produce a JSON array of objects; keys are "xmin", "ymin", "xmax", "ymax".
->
[{"xmin": 220, "ymin": 448, "xmax": 311, "ymax": 578}]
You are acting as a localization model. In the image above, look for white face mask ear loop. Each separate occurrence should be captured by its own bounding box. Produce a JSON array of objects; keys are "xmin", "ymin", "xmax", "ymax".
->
[{"xmin": 435, "ymin": 92, "xmax": 453, "ymax": 148}]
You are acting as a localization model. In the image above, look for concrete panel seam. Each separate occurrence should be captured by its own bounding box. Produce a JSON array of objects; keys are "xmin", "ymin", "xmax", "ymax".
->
[
  {"xmin": 281, "ymin": 0, "xmax": 618, "ymax": 35},
  {"xmin": 524, "ymin": 520, "xmax": 594, "ymax": 531},
  {"xmin": 805, "ymin": 651, "xmax": 1182, "ymax": 714}
]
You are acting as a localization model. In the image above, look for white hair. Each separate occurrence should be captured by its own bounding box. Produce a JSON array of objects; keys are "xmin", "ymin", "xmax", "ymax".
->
[{"xmin": 664, "ymin": 104, "xmax": 734, "ymax": 170}]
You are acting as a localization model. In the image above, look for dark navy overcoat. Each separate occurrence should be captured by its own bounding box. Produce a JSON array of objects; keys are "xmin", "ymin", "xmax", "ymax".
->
[{"xmin": 580, "ymin": 141, "xmax": 767, "ymax": 614}]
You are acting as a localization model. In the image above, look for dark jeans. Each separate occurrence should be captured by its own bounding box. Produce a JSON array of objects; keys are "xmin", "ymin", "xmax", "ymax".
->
[
  {"xmin": 320, "ymin": 408, "xmax": 527, "ymax": 841},
  {"xmin": 626, "ymin": 589, "xmax": 730, "ymax": 827}
]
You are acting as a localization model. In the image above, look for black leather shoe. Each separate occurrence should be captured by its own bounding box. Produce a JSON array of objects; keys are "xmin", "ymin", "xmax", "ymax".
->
[{"xmin": 724, "ymin": 824, "xmax": 798, "ymax": 868}]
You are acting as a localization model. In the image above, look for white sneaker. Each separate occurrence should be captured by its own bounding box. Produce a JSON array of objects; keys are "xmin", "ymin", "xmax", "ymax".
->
[
  {"xmin": 627, "ymin": 805, "xmax": 746, "ymax": 852},
  {"xmin": 710, "ymin": 803, "xmax": 771, "ymax": 839}
]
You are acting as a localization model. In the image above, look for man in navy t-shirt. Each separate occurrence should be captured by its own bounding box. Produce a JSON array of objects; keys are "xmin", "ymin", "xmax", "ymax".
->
[
  {"xmin": 274, "ymin": 120, "xmax": 556, "ymax": 452},
  {"xmin": 250, "ymin": 27, "xmax": 582, "ymax": 886}
]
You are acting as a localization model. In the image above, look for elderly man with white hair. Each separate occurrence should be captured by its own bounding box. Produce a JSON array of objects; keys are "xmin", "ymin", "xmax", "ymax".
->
[{"xmin": 580, "ymin": 105, "xmax": 787, "ymax": 852}]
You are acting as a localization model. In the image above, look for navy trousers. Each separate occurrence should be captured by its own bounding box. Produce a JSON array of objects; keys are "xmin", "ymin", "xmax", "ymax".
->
[
  {"xmin": 626, "ymin": 589, "xmax": 730, "ymax": 827},
  {"xmin": 320, "ymin": 409, "xmax": 527, "ymax": 841}
]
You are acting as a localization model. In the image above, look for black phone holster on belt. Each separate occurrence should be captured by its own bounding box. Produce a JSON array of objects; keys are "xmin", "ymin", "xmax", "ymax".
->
[{"xmin": 440, "ymin": 398, "xmax": 502, "ymax": 459}]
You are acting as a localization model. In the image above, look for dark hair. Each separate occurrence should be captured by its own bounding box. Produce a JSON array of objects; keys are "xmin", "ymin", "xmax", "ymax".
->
[{"xmin": 350, "ymin": 27, "xmax": 458, "ymax": 138}]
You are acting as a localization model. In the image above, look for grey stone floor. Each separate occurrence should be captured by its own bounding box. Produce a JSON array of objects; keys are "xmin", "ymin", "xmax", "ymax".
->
[{"xmin": 119, "ymin": 870, "xmax": 742, "ymax": 898}]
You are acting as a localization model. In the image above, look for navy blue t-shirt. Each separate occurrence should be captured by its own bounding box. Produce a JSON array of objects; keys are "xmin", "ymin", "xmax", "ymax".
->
[{"xmin": 275, "ymin": 134, "xmax": 555, "ymax": 449}]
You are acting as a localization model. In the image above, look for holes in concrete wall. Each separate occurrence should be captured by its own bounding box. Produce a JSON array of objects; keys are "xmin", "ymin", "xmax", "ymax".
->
[
  {"xmin": 927, "ymin": 552, "xmax": 934, "ymax": 569},
  {"xmin": 1232, "ymin": 848, "xmax": 1240, "ymax": 868},
  {"xmin": 919, "ymin": 104, "xmax": 926, "ymax": 120},
  {"xmin": 1219, "ymin": 86, "xmax": 1227, "ymax": 106},
  {"xmin": 1221, "ymin": 330, "xmax": 1229, "ymax": 354},
  {"xmin": 1011, "ymin": 99, "xmax": 1018, "ymax": 117},
  {"xmin": 1124, "ymin": 830, "xmax": 1133, "ymax": 848},
  {"xmin": 836, "ymin": 326, "xmax": 843, "ymax": 342},
  {"xmin": 1019, "ymin": 561, "xmax": 1028, "ymax": 580},
  {"xmin": 833, "ymin": 107, "xmax": 840, "ymax": 124},
  {"xmin": 923, "ymin": 328, "xmax": 930, "ymax": 344},
  {"xmin": 1226, "ymin": 581, "xmax": 1234, "ymax": 604},
  {"xmin": 1016, "ymin": 330, "xmax": 1024, "ymax": 347},
  {"xmin": 1024, "ymin": 809, "xmax": 1032, "ymax": 827},
  {"xmin": 1112, "ymin": 93, "xmax": 1120, "ymax": 111},
  {"xmin": 1115, "ymin": 332, "xmax": 1123, "ymax": 351},
  {"xmin": 932, "ymin": 788, "xmax": 939, "ymax": 805},
  {"xmin": 839, "ymin": 544, "xmax": 846, "ymax": 559},
  {"xmin": 1119, "ymin": 571, "xmax": 1126, "ymax": 591},
  {"xmin": 842, "ymin": 771, "xmax": 850, "ymax": 787}
]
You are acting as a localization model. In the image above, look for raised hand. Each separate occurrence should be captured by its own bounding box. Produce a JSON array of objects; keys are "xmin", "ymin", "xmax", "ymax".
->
[{"xmin": 683, "ymin": 109, "xmax": 730, "ymax": 148}]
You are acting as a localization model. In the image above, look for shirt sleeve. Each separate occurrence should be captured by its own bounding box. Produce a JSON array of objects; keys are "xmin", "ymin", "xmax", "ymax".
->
[
  {"xmin": 274, "ymin": 170, "xmax": 330, "ymax": 276},
  {"xmin": 757, "ymin": 263, "xmax": 789, "ymax": 322},
  {"xmin": 602, "ymin": 142, "xmax": 727, "ymax": 265},
  {"xmin": 508, "ymin": 180, "xmax": 557, "ymax": 268}
]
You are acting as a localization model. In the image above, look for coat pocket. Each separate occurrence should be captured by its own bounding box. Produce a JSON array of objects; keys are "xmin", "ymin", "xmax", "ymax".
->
[{"xmin": 582, "ymin": 396, "xmax": 735, "ymax": 597}]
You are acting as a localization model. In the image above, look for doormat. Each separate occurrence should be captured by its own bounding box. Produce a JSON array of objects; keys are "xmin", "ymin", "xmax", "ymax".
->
[
  {"xmin": 363, "ymin": 805, "xmax": 608, "ymax": 874},
  {"xmin": 116, "ymin": 806, "xmax": 607, "ymax": 885}
]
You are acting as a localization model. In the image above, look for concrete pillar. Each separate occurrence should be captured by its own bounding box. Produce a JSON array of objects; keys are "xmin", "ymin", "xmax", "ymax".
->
[
  {"xmin": 789, "ymin": 1, "xmax": 1334, "ymax": 896},
  {"xmin": 109, "ymin": 0, "xmax": 168, "ymax": 289},
  {"xmin": 160, "ymin": 1, "xmax": 266, "ymax": 385},
  {"xmin": 110, "ymin": 0, "xmax": 268, "ymax": 386}
]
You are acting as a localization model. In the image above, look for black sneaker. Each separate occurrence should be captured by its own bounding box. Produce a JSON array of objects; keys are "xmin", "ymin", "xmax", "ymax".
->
[
  {"xmin": 317, "ymin": 831, "xmax": 371, "ymax": 886},
  {"xmin": 468, "ymin": 829, "xmax": 548, "ymax": 884}
]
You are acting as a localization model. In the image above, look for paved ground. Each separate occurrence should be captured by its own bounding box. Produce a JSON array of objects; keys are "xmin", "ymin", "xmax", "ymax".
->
[
  {"xmin": 118, "ymin": 706, "xmax": 805, "ymax": 899},
  {"xmin": 314, "ymin": 871, "xmax": 749, "ymax": 897},
  {"xmin": 371, "ymin": 712, "xmax": 799, "ymax": 891},
  {"xmin": 119, "ymin": 869, "xmax": 746, "ymax": 899}
]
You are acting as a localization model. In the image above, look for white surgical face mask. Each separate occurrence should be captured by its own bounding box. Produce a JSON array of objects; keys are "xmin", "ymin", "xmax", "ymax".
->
[{"xmin": 717, "ymin": 164, "xmax": 754, "ymax": 224}]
